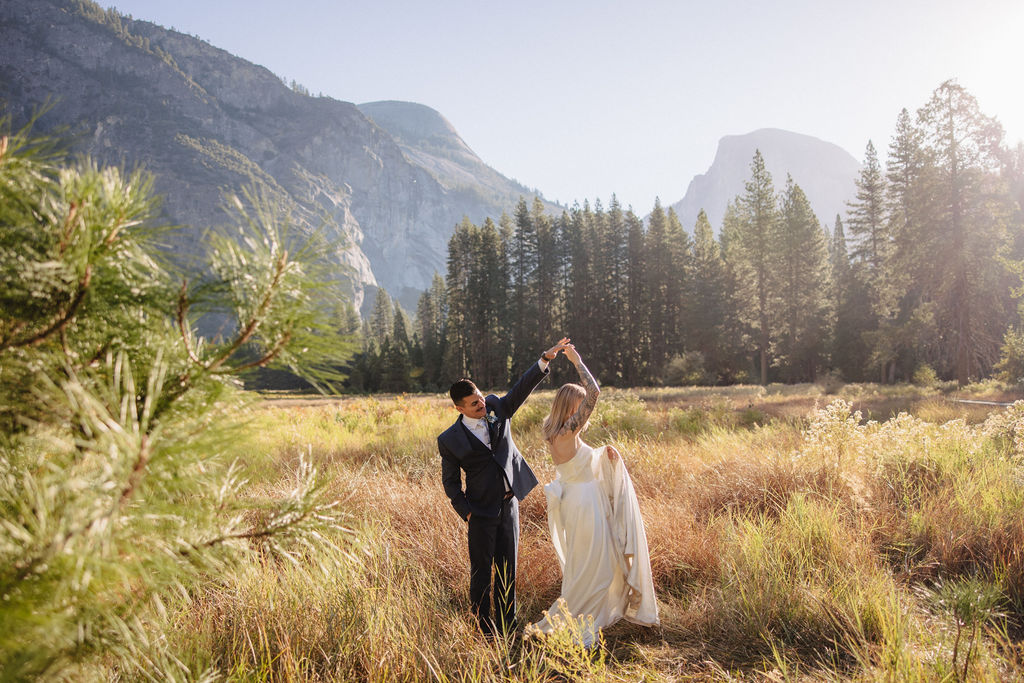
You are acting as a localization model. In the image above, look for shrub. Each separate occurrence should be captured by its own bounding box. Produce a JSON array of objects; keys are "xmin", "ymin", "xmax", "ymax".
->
[
  {"xmin": 911, "ymin": 364, "xmax": 940, "ymax": 387},
  {"xmin": 994, "ymin": 327, "xmax": 1024, "ymax": 384},
  {"xmin": 665, "ymin": 351, "xmax": 712, "ymax": 386},
  {"xmin": 816, "ymin": 368, "xmax": 846, "ymax": 394},
  {"xmin": 669, "ymin": 406, "xmax": 710, "ymax": 436}
]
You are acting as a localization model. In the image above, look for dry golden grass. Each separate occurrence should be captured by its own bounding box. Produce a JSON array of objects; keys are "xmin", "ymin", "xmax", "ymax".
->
[{"xmin": 150, "ymin": 384, "xmax": 1024, "ymax": 681}]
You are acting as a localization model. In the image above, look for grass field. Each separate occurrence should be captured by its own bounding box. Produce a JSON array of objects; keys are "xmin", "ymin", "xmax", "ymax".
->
[{"xmin": 146, "ymin": 382, "xmax": 1024, "ymax": 681}]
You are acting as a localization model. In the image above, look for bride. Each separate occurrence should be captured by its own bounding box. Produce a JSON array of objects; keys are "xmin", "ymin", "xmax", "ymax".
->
[{"xmin": 526, "ymin": 343, "xmax": 658, "ymax": 646}]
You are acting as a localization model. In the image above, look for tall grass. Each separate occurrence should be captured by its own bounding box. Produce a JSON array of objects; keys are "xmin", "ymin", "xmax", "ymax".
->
[
  {"xmin": 171, "ymin": 528, "xmax": 490, "ymax": 681},
  {"xmin": 104, "ymin": 387, "xmax": 1024, "ymax": 680}
]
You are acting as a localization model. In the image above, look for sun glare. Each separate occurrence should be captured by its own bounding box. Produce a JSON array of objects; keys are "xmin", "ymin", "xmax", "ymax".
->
[{"xmin": 958, "ymin": 6, "xmax": 1024, "ymax": 143}]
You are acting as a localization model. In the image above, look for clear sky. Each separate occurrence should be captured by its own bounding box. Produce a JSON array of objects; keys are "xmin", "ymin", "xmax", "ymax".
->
[{"xmin": 109, "ymin": 0, "xmax": 1024, "ymax": 212}]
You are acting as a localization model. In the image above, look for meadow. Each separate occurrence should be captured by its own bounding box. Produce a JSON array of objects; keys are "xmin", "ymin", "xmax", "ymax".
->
[{"xmin": 152, "ymin": 381, "xmax": 1024, "ymax": 681}]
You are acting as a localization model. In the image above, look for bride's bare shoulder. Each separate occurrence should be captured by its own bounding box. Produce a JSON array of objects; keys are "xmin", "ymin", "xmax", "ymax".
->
[{"xmin": 547, "ymin": 433, "xmax": 578, "ymax": 464}]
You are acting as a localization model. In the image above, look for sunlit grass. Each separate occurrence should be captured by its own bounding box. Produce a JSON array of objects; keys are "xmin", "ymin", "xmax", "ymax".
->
[{"xmin": 113, "ymin": 384, "xmax": 1024, "ymax": 680}]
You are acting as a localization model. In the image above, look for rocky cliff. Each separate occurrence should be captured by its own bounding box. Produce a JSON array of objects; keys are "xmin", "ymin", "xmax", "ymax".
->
[
  {"xmin": 670, "ymin": 128, "xmax": 861, "ymax": 232},
  {"xmin": 0, "ymin": 0, "xmax": 549, "ymax": 310},
  {"xmin": 357, "ymin": 100, "xmax": 541, "ymax": 209}
]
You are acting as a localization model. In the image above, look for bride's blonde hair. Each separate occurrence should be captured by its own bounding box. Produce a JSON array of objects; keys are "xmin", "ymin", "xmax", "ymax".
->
[{"xmin": 542, "ymin": 383, "xmax": 587, "ymax": 441}]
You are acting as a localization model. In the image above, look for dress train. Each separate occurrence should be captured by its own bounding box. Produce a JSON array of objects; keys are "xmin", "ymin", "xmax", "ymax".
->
[{"xmin": 527, "ymin": 442, "xmax": 658, "ymax": 645}]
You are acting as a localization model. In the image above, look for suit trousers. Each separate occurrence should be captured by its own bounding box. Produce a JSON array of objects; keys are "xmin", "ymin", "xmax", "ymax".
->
[{"xmin": 467, "ymin": 496, "xmax": 519, "ymax": 635}]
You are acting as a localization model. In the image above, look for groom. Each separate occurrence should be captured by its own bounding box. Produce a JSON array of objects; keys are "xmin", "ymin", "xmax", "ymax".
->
[{"xmin": 438, "ymin": 337, "xmax": 569, "ymax": 637}]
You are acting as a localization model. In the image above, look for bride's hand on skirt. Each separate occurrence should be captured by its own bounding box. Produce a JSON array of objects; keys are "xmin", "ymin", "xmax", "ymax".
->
[{"xmin": 606, "ymin": 445, "xmax": 619, "ymax": 461}]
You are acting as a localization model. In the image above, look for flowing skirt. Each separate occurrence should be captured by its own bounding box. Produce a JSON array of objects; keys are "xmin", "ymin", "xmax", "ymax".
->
[{"xmin": 527, "ymin": 444, "xmax": 658, "ymax": 646}]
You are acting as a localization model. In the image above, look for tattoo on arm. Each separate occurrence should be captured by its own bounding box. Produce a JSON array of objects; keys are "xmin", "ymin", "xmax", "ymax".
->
[{"xmin": 562, "ymin": 360, "xmax": 600, "ymax": 435}]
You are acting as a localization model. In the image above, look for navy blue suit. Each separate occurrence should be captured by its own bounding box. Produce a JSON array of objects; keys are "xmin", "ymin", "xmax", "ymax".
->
[{"xmin": 438, "ymin": 361, "xmax": 547, "ymax": 634}]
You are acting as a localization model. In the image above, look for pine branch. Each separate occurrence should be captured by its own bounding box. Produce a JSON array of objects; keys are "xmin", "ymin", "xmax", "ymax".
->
[
  {"xmin": 205, "ymin": 250, "xmax": 288, "ymax": 374},
  {"xmin": 57, "ymin": 201, "xmax": 80, "ymax": 254},
  {"xmin": 3, "ymin": 265, "xmax": 92, "ymax": 350},
  {"xmin": 211, "ymin": 330, "xmax": 292, "ymax": 375},
  {"xmin": 176, "ymin": 279, "xmax": 202, "ymax": 365},
  {"xmin": 119, "ymin": 433, "xmax": 151, "ymax": 505}
]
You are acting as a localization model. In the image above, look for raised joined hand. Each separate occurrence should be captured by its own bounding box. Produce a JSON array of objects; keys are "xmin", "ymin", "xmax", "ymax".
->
[
  {"xmin": 563, "ymin": 343, "xmax": 581, "ymax": 365},
  {"xmin": 544, "ymin": 337, "xmax": 571, "ymax": 360}
]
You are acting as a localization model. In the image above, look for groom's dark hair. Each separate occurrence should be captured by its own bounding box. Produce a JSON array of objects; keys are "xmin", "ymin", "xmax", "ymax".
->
[{"xmin": 449, "ymin": 378, "xmax": 478, "ymax": 405}]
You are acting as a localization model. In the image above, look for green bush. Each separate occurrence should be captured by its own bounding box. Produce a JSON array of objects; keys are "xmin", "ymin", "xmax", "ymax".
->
[
  {"xmin": 912, "ymin": 364, "xmax": 940, "ymax": 387},
  {"xmin": 669, "ymin": 406, "xmax": 711, "ymax": 436},
  {"xmin": 994, "ymin": 327, "xmax": 1024, "ymax": 384},
  {"xmin": 665, "ymin": 351, "xmax": 712, "ymax": 386}
]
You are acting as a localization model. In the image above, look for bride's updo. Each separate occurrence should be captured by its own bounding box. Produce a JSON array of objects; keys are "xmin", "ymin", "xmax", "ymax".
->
[{"xmin": 543, "ymin": 382, "xmax": 587, "ymax": 441}]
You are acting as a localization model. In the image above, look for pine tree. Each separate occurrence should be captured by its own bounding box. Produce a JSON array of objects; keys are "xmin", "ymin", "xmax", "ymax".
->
[
  {"xmin": 439, "ymin": 216, "xmax": 510, "ymax": 388},
  {"xmin": 637, "ymin": 200, "xmax": 694, "ymax": 381},
  {"xmin": 623, "ymin": 208, "xmax": 647, "ymax": 385},
  {"xmin": 665, "ymin": 207, "xmax": 693, "ymax": 361},
  {"xmin": 844, "ymin": 140, "xmax": 898, "ymax": 381},
  {"xmin": 471, "ymin": 217, "xmax": 510, "ymax": 388},
  {"xmin": 731, "ymin": 150, "xmax": 780, "ymax": 384},
  {"xmin": 689, "ymin": 209, "xmax": 729, "ymax": 382},
  {"xmin": 442, "ymin": 217, "xmax": 476, "ymax": 380},
  {"xmin": 720, "ymin": 200, "xmax": 755, "ymax": 382},
  {"xmin": 886, "ymin": 108, "xmax": 926, "ymax": 257},
  {"xmin": 589, "ymin": 197, "xmax": 629, "ymax": 382},
  {"xmin": 829, "ymin": 215, "xmax": 872, "ymax": 380},
  {"xmin": 0, "ymin": 126, "xmax": 344, "ymax": 677},
  {"xmin": 575, "ymin": 199, "xmax": 610, "ymax": 381},
  {"xmin": 415, "ymin": 273, "xmax": 447, "ymax": 389},
  {"xmin": 392, "ymin": 301, "xmax": 411, "ymax": 353},
  {"xmin": 874, "ymin": 107, "xmax": 929, "ymax": 381},
  {"xmin": 382, "ymin": 316, "xmax": 411, "ymax": 393},
  {"xmin": 915, "ymin": 80, "xmax": 1016, "ymax": 383},
  {"xmin": 775, "ymin": 176, "xmax": 833, "ymax": 381},
  {"xmin": 644, "ymin": 199, "xmax": 674, "ymax": 377},
  {"xmin": 368, "ymin": 287, "xmax": 393, "ymax": 347},
  {"xmin": 829, "ymin": 214, "xmax": 850, "ymax": 313},
  {"xmin": 846, "ymin": 140, "xmax": 889, "ymax": 273},
  {"xmin": 533, "ymin": 197, "xmax": 560, "ymax": 373},
  {"xmin": 1006, "ymin": 142, "xmax": 1024, "ymax": 218},
  {"xmin": 546, "ymin": 211, "xmax": 574, "ymax": 385},
  {"xmin": 338, "ymin": 300, "xmax": 361, "ymax": 336},
  {"xmin": 381, "ymin": 301, "xmax": 412, "ymax": 391},
  {"xmin": 565, "ymin": 203, "xmax": 593, "ymax": 360},
  {"xmin": 508, "ymin": 198, "xmax": 539, "ymax": 374}
]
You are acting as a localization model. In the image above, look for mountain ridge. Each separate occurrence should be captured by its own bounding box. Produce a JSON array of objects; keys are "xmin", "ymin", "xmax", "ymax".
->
[
  {"xmin": 669, "ymin": 128, "xmax": 862, "ymax": 231},
  {"xmin": 357, "ymin": 100, "xmax": 555, "ymax": 213},
  {"xmin": 0, "ymin": 0, "xmax": 551, "ymax": 310}
]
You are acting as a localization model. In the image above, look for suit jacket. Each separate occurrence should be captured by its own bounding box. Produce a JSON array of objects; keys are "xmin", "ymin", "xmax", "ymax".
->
[{"xmin": 438, "ymin": 361, "xmax": 547, "ymax": 520}]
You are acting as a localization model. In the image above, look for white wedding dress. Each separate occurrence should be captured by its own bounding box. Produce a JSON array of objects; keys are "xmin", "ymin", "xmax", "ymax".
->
[{"xmin": 527, "ymin": 441, "xmax": 659, "ymax": 646}]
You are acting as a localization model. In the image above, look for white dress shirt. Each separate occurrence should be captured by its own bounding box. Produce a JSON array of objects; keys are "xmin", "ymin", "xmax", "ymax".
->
[{"xmin": 463, "ymin": 415, "xmax": 491, "ymax": 449}]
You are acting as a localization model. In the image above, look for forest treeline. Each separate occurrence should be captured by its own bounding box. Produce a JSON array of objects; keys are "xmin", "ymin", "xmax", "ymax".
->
[{"xmin": 345, "ymin": 81, "xmax": 1024, "ymax": 392}]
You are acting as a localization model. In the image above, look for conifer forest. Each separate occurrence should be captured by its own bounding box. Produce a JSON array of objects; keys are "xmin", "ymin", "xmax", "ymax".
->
[{"xmin": 349, "ymin": 82, "xmax": 1024, "ymax": 394}]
